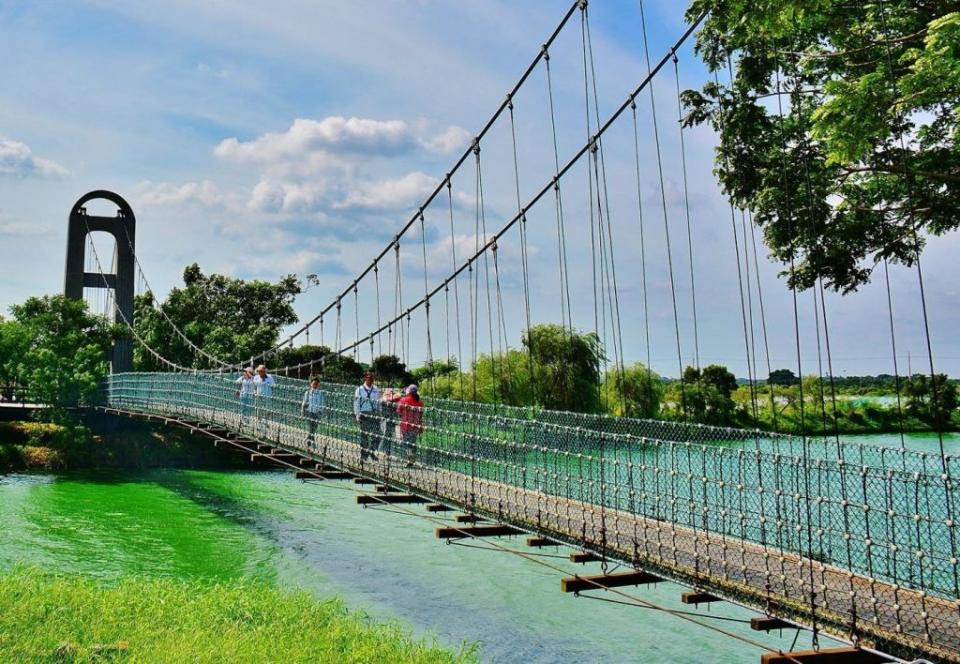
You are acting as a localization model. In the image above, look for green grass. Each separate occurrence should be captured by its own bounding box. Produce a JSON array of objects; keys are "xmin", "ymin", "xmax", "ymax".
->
[{"xmin": 0, "ymin": 568, "xmax": 477, "ymax": 663}]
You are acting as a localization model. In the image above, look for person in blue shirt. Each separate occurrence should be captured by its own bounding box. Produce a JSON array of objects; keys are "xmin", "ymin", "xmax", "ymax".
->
[
  {"xmin": 253, "ymin": 364, "xmax": 276, "ymax": 436},
  {"xmin": 235, "ymin": 367, "xmax": 255, "ymax": 427},
  {"xmin": 353, "ymin": 370, "xmax": 381, "ymax": 462},
  {"xmin": 301, "ymin": 376, "xmax": 325, "ymax": 450}
]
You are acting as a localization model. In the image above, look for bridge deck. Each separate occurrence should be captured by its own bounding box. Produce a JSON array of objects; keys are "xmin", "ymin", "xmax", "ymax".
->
[{"xmin": 99, "ymin": 402, "xmax": 960, "ymax": 663}]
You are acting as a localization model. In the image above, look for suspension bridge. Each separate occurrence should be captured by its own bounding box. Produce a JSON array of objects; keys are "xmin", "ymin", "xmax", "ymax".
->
[{"xmin": 61, "ymin": 2, "xmax": 959, "ymax": 662}]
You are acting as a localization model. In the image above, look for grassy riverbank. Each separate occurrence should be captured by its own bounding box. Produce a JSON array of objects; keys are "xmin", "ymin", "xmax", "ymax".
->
[{"xmin": 0, "ymin": 569, "xmax": 475, "ymax": 663}]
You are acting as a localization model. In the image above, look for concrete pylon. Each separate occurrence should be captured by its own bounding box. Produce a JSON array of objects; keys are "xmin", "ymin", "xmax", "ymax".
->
[{"xmin": 64, "ymin": 190, "xmax": 136, "ymax": 373}]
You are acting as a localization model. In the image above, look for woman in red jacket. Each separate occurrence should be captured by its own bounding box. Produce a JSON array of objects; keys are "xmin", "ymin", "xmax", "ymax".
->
[{"xmin": 396, "ymin": 384, "xmax": 424, "ymax": 467}]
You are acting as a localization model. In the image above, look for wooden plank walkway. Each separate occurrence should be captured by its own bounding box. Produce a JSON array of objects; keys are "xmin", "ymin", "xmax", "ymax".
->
[{"xmin": 97, "ymin": 404, "xmax": 960, "ymax": 663}]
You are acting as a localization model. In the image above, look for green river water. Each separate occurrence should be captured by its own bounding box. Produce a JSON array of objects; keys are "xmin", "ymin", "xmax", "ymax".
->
[{"xmin": 4, "ymin": 432, "xmax": 954, "ymax": 662}]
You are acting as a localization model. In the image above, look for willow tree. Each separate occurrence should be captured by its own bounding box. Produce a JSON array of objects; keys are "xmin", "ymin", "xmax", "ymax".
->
[{"xmin": 684, "ymin": 1, "xmax": 960, "ymax": 292}]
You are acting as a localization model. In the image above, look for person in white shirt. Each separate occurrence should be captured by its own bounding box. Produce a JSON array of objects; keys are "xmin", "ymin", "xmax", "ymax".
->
[
  {"xmin": 253, "ymin": 364, "xmax": 276, "ymax": 436},
  {"xmin": 300, "ymin": 377, "xmax": 325, "ymax": 450},
  {"xmin": 253, "ymin": 365, "xmax": 275, "ymax": 396},
  {"xmin": 235, "ymin": 367, "xmax": 255, "ymax": 426},
  {"xmin": 353, "ymin": 370, "xmax": 381, "ymax": 461}
]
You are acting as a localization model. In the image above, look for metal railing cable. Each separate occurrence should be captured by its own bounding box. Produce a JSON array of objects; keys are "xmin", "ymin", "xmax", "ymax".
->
[
  {"xmin": 208, "ymin": 0, "xmax": 584, "ymax": 373},
  {"xmin": 323, "ymin": 12, "xmax": 708, "ymax": 364}
]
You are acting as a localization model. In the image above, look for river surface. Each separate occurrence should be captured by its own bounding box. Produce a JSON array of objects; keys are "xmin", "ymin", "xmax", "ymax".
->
[{"xmin": 4, "ymin": 431, "xmax": 952, "ymax": 662}]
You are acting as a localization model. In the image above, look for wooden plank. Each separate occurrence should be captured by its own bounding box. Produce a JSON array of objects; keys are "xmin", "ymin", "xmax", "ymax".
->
[
  {"xmin": 357, "ymin": 493, "xmax": 426, "ymax": 505},
  {"xmin": 375, "ymin": 485, "xmax": 397, "ymax": 492},
  {"xmin": 561, "ymin": 570, "xmax": 663, "ymax": 593},
  {"xmin": 436, "ymin": 524, "xmax": 523, "ymax": 539},
  {"xmin": 454, "ymin": 514, "xmax": 484, "ymax": 523},
  {"xmin": 760, "ymin": 647, "xmax": 889, "ymax": 664},
  {"xmin": 316, "ymin": 471, "xmax": 354, "ymax": 480},
  {"xmin": 526, "ymin": 537, "xmax": 558, "ymax": 547},
  {"xmin": 681, "ymin": 591, "xmax": 723, "ymax": 605},
  {"xmin": 295, "ymin": 470, "xmax": 322, "ymax": 480},
  {"xmin": 569, "ymin": 551, "xmax": 603, "ymax": 563},
  {"xmin": 250, "ymin": 453, "xmax": 295, "ymax": 462},
  {"xmin": 426, "ymin": 504, "xmax": 453, "ymax": 512},
  {"xmin": 353, "ymin": 477, "xmax": 377, "ymax": 485},
  {"xmin": 751, "ymin": 617, "xmax": 794, "ymax": 632}
]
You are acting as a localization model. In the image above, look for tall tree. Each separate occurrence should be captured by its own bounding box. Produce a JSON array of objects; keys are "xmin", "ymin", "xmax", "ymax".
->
[
  {"xmin": 767, "ymin": 368, "xmax": 799, "ymax": 386},
  {"xmin": 2, "ymin": 296, "xmax": 118, "ymax": 406},
  {"xmin": 370, "ymin": 355, "xmax": 414, "ymax": 387},
  {"xmin": 134, "ymin": 264, "xmax": 301, "ymax": 370},
  {"xmin": 524, "ymin": 324, "xmax": 604, "ymax": 412},
  {"xmin": 602, "ymin": 363, "xmax": 663, "ymax": 418},
  {"xmin": 684, "ymin": 2, "xmax": 960, "ymax": 292},
  {"xmin": 905, "ymin": 373, "xmax": 958, "ymax": 429}
]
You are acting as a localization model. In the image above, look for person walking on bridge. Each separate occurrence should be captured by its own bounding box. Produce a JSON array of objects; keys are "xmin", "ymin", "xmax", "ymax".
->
[
  {"xmin": 301, "ymin": 376, "xmax": 325, "ymax": 451},
  {"xmin": 236, "ymin": 367, "xmax": 255, "ymax": 428},
  {"xmin": 396, "ymin": 384, "xmax": 424, "ymax": 467},
  {"xmin": 353, "ymin": 370, "xmax": 381, "ymax": 462},
  {"xmin": 253, "ymin": 364, "xmax": 276, "ymax": 437}
]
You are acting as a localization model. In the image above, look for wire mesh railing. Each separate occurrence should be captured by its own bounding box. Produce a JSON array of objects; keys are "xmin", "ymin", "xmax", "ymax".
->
[{"xmin": 103, "ymin": 371, "xmax": 960, "ymax": 656}]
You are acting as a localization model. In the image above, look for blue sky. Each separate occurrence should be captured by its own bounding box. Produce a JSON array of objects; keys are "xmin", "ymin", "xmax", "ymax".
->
[{"xmin": 0, "ymin": 0, "xmax": 957, "ymax": 378}]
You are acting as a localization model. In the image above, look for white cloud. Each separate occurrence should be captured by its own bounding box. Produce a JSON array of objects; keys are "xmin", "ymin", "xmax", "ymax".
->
[
  {"xmin": 214, "ymin": 116, "xmax": 415, "ymax": 163},
  {"xmin": 0, "ymin": 138, "xmax": 67, "ymax": 178},
  {"xmin": 335, "ymin": 171, "xmax": 438, "ymax": 212},
  {"xmin": 214, "ymin": 116, "xmax": 471, "ymax": 167},
  {"xmin": 134, "ymin": 180, "xmax": 224, "ymax": 208},
  {"xmin": 0, "ymin": 213, "xmax": 49, "ymax": 237},
  {"xmin": 419, "ymin": 124, "xmax": 472, "ymax": 154},
  {"xmin": 248, "ymin": 178, "xmax": 328, "ymax": 214}
]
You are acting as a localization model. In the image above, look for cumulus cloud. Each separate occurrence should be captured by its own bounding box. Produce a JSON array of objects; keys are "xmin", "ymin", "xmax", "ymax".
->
[
  {"xmin": 215, "ymin": 116, "xmax": 415, "ymax": 163},
  {"xmin": 0, "ymin": 138, "xmax": 67, "ymax": 178},
  {"xmin": 420, "ymin": 125, "xmax": 472, "ymax": 154},
  {"xmin": 214, "ymin": 116, "xmax": 471, "ymax": 167},
  {"xmin": 248, "ymin": 178, "xmax": 328, "ymax": 213},
  {"xmin": 335, "ymin": 171, "xmax": 438, "ymax": 212},
  {"xmin": 134, "ymin": 180, "xmax": 224, "ymax": 208}
]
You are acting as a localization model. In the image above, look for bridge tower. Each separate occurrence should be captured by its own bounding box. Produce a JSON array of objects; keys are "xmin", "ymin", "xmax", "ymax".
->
[{"xmin": 64, "ymin": 190, "xmax": 136, "ymax": 373}]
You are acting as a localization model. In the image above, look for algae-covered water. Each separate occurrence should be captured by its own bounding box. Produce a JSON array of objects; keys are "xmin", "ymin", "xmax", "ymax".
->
[{"xmin": 0, "ymin": 464, "xmax": 837, "ymax": 663}]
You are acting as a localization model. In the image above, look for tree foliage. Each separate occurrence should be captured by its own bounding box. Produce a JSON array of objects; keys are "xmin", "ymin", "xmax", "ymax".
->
[
  {"xmin": 370, "ymin": 355, "xmax": 414, "ymax": 387},
  {"xmin": 905, "ymin": 373, "xmax": 958, "ymax": 429},
  {"xmin": 684, "ymin": 2, "xmax": 960, "ymax": 292},
  {"xmin": 272, "ymin": 344, "xmax": 365, "ymax": 384},
  {"xmin": 524, "ymin": 324, "xmax": 605, "ymax": 412},
  {"xmin": 0, "ymin": 296, "xmax": 118, "ymax": 406},
  {"xmin": 134, "ymin": 264, "xmax": 301, "ymax": 370},
  {"xmin": 601, "ymin": 363, "xmax": 662, "ymax": 419},
  {"xmin": 767, "ymin": 368, "xmax": 800, "ymax": 386},
  {"xmin": 672, "ymin": 364, "xmax": 741, "ymax": 426}
]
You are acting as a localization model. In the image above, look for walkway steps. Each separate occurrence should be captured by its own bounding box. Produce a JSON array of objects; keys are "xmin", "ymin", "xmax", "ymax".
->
[
  {"xmin": 526, "ymin": 537, "xmax": 558, "ymax": 547},
  {"xmin": 436, "ymin": 524, "xmax": 523, "ymax": 539},
  {"xmin": 751, "ymin": 617, "xmax": 794, "ymax": 632},
  {"xmin": 356, "ymin": 494, "xmax": 426, "ymax": 505},
  {"xmin": 454, "ymin": 514, "xmax": 484, "ymax": 523},
  {"xmin": 426, "ymin": 504, "xmax": 453, "ymax": 512},
  {"xmin": 760, "ymin": 647, "xmax": 889, "ymax": 664},
  {"xmin": 681, "ymin": 591, "xmax": 722, "ymax": 605},
  {"xmin": 570, "ymin": 551, "xmax": 603, "ymax": 563},
  {"xmin": 316, "ymin": 471, "xmax": 354, "ymax": 480},
  {"xmin": 561, "ymin": 570, "xmax": 663, "ymax": 593}
]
